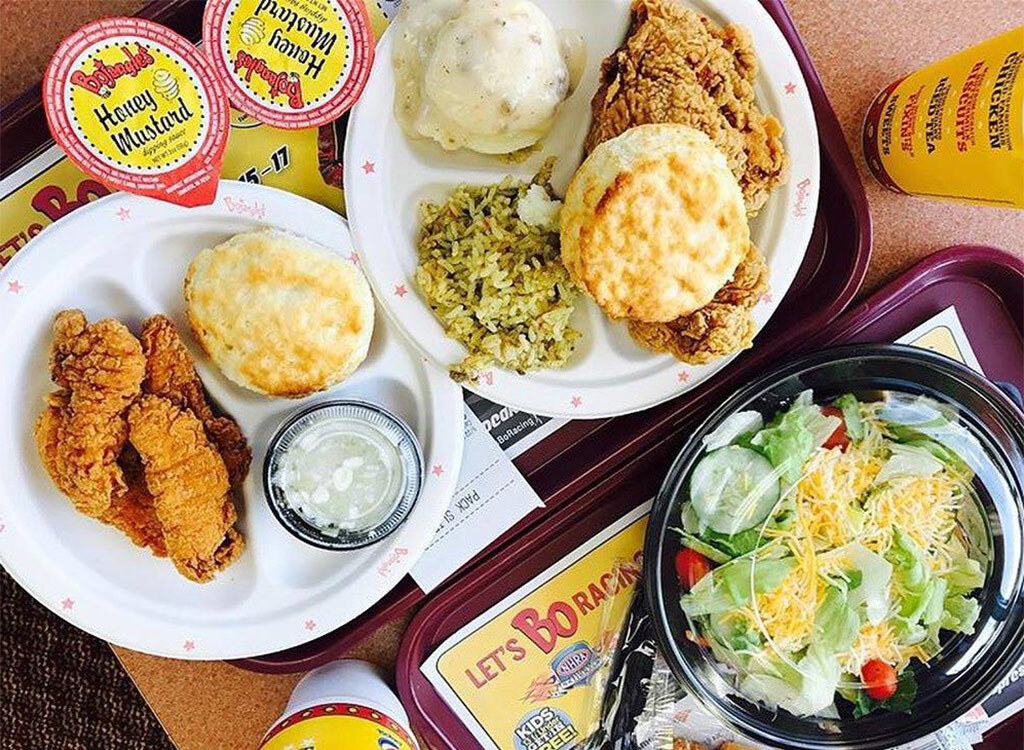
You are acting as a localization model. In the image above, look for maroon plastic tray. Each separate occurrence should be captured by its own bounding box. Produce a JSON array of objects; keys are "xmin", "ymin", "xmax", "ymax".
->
[
  {"xmin": 233, "ymin": 0, "xmax": 872, "ymax": 673},
  {"xmin": 396, "ymin": 244, "xmax": 1024, "ymax": 750}
]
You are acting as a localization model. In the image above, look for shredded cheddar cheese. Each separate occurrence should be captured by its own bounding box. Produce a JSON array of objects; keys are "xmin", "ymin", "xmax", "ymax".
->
[
  {"xmin": 739, "ymin": 414, "xmax": 966, "ymax": 665},
  {"xmin": 741, "ymin": 537, "xmax": 822, "ymax": 652},
  {"xmin": 795, "ymin": 444, "xmax": 884, "ymax": 548},
  {"xmin": 838, "ymin": 621, "xmax": 931, "ymax": 674},
  {"xmin": 861, "ymin": 474, "xmax": 960, "ymax": 558}
]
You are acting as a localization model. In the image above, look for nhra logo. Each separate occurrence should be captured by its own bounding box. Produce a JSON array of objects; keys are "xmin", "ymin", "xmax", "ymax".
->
[{"xmin": 550, "ymin": 642, "xmax": 599, "ymax": 687}]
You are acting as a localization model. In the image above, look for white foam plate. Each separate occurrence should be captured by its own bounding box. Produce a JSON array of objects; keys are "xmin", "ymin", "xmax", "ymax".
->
[
  {"xmin": 0, "ymin": 182, "xmax": 464, "ymax": 660},
  {"xmin": 344, "ymin": 0, "xmax": 820, "ymax": 419}
]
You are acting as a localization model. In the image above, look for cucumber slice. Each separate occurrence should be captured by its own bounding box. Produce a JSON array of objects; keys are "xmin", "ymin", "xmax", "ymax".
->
[{"xmin": 690, "ymin": 446, "xmax": 781, "ymax": 535}]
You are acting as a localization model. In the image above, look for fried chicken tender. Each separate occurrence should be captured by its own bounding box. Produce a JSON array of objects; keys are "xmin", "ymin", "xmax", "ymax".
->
[
  {"xmin": 128, "ymin": 395, "xmax": 243, "ymax": 583},
  {"xmin": 34, "ymin": 310, "xmax": 144, "ymax": 518},
  {"xmin": 628, "ymin": 243, "xmax": 768, "ymax": 363},
  {"xmin": 108, "ymin": 446, "xmax": 167, "ymax": 556},
  {"xmin": 139, "ymin": 315, "xmax": 251, "ymax": 488},
  {"xmin": 584, "ymin": 0, "xmax": 788, "ymax": 216}
]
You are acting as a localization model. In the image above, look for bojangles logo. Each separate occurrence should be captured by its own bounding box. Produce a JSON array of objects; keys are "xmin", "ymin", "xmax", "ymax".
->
[
  {"xmin": 232, "ymin": 50, "xmax": 304, "ymax": 109},
  {"xmin": 69, "ymin": 43, "xmax": 156, "ymax": 98}
]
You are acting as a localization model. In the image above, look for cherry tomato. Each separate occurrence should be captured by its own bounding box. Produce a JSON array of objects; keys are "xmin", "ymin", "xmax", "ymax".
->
[
  {"xmin": 861, "ymin": 659, "xmax": 898, "ymax": 701},
  {"xmin": 675, "ymin": 547, "xmax": 712, "ymax": 591},
  {"xmin": 820, "ymin": 406, "xmax": 850, "ymax": 450}
]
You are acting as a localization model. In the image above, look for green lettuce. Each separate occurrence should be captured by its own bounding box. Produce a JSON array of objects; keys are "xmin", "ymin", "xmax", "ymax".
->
[
  {"xmin": 902, "ymin": 438, "xmax": 973, "ymax": 480},
  {"xmin": 681, "ymin": 503, "xmax": 781, "ymax": 559},
  {"xmin": 874, "ymin": 444, "xmax": 944, "ymax": 485},
  {"xmin": 886, "ymin": 527, "xmax": 945, "ymax": 628},
  {"xmin": 739, "ymin": 645, "xmax": 841, "ymax": 717},
  {"xmin": 886, "ymin": 527, "xmax": 984, "ymax": 653},
  {"xmin": 676, "ymin": 530, "xmax": 734, "ymax": 564},
  {"xmin": 703, "ymin": 410, "xmax": 763, "ymax": 452},
  {"xmin": 842, "ymin": 544, "xmax": 893, "ymax": 625},
  {"xmin": 879, "ymin": 394, "xmax": 980, "ymax": 480},
  {"xmin": 945, "ymin": 536, "xmax": 986, "ymax": 595},
  {"xmin": 939, "ymin": 594, "xmax": 981, "ymax": 635},
  {"xmin": 750, "ymin": 391, "xmax": 840, "ymax": 483},
  {"xmin": 833, "ymin": 394, "xmax": 866, "ymax": 441},
  {"xmin": 815, "ymin": 586, "xmax": 861, "ymax": 653},
  {"xmin": 709, "ymin": 612, "xmax": 763, "ymax": 653},
  {"xmin": 680, "ymin": 556, "xmax": 795, "ymax": 617}
]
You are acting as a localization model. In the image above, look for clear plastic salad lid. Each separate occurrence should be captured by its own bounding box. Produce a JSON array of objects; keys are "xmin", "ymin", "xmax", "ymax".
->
[{"xmin": 648, "ymin": 345, "xmax": 1024, "ymax": 750}]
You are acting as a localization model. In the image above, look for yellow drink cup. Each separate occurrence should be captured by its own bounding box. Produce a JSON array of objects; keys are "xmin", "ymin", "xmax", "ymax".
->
[{"xmin": 863, "ymin": 27, "xmax": 1024, "ymax": 208}]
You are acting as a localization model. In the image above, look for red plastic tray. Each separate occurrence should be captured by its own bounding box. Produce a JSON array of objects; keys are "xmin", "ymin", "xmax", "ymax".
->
[
  {"xmin": 396, "ymin": 245, "xmax": 1024, "ymax": 750},
  {"xmin": 233, "ymin": 0, "xmax": 872, "ymax": 673}
]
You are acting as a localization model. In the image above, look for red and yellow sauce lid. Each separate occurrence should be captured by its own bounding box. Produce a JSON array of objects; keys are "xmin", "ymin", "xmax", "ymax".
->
[
  {"xmin": 43, "ymin": 17, "xmax": 230, "ymax": 207},
  {"xmin": 202, "ymin": 0, "xmax": 374, "ymax": 129}
]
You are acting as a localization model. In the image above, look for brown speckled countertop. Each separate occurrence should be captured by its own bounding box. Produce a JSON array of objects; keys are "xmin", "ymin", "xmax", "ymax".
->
[{"xmin": 1, "ymin": 1, "xmax": 1021, "ymax": 748}]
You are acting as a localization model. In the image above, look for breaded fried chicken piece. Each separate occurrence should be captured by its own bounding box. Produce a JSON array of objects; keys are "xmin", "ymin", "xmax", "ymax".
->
[
  {"xmin": 139, "ymin": 315, "xmax": 251, "ymax": 488},
  {"xmin": 107, "ymin": 446, "xmax": 167, "ymax": 556},
  {"xmin": 585, "ymin": 0, "xmax": 788, "ymax": 216},
  {"xmin": 34, "ymin": 310, "xmax": 145, "ymax": 518},
  {"xmin": 628, "ymin": 243, "xmax": 768, "ymax": 363},
  {"xmin": 128, "ymin": 395, "xmax": 243, "ymax": 583}
]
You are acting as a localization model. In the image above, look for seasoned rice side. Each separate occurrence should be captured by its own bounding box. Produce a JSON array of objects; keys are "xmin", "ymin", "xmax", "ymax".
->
[{"xmin": 415, "ymin": 161, "xmax": 580, "ymax": 382}]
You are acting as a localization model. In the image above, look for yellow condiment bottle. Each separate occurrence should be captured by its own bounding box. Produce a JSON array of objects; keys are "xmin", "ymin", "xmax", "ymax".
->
[
  {"xmin": 863, "ymin": 26, "xmax": 1024, "ymax": 208},
  {"xmin": 260, "ymin": 660, "xmax": 418, "ymax": 750}
]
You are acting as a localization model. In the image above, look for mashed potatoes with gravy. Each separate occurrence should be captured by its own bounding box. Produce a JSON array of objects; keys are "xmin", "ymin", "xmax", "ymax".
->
[{"xmin": 393, "ymin": 0, "xmax": 584, "ymax": 154}]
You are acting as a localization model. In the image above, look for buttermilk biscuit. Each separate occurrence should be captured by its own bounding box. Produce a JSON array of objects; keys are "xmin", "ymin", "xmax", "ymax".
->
[
  {"xmin": 184, "ymin": 229, "xmax": 374, "ymax": 398},
  {"xmin": 560, "ymin": 124, "xmax": 748, "ymax": 323}
]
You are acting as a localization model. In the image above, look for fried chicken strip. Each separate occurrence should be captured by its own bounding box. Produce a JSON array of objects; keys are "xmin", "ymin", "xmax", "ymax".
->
[
  {"xmin": 628, "ymin": 243, "xmax": 769, "ymax": 363},
  {"xmin": 139, "ymin": 315, "xmax": 251, "ymax": 488},
  {"xmin": 585, "ymin": 0, "xmax": 788, "ymax": 216},
  {"xmin": 128, "ymin": 395, "xmax": 243, "ymax": 583},
  {"xmin": 34, "ymin": 310, "xmax": 145, "ymax": 519},
  {"xmin": 108, "ymin": 445, "xmax": 168, "ymax": 556}
]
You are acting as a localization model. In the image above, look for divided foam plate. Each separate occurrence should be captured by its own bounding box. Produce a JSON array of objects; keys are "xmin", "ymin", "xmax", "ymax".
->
[{"xmin": 0, "ymin": 182, "xmax": 464, "ymax": 659}]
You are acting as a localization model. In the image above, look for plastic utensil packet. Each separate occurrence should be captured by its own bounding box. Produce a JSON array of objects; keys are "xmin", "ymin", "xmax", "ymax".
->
[
  {"xmin": 580, "ymin": 584, "xmax": 756, "ymax": 750},
  {"xmin": 579, "ymin": 586, "xmax": 675, "ymax": 750}
]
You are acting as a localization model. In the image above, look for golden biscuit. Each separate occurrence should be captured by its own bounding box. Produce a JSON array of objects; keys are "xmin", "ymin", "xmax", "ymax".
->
[
  {"xmin": 184, "ymin": 229, "xmax": 374, "ymax": 398},
  {"xmin": 560, "ymin": 124, "xmax": 749, "ymax": 323}
]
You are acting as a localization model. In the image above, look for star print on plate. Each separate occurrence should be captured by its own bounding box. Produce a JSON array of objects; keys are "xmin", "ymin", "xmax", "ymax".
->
[
  {"xmin": 362, "ymin": 160, "xmax": 375, "ymax": 175},
  {"xmin": 7, "ymin": 280, "xmax": 23, "ymax": 294},
  {"xmin": 570, "ymin": 396, "xmax": 582, "ymax": 408},
  {"xmin": 183, "ymin": 640, "xmax": 196, "ymax": 652},
  {"xmin": 784, "ymin": 82, "xmax": 796, "ymax": 94},
  {"xmin": 304, "ymin": 619, "xmax": 317, "ymax": 631},
  {"xmin": 61, "ymin": 597, "xmax": 75, "ymax": 610},
  {"xmin": 677, "ymin": 371, "xmax": 690, "ymax": 383},
  {"xmin": 116, "ymin": 207, "xmax": 131, "ymax": 221},
  {"xmin": 431, "ymin": 464, "xmax": 445, "ymax": 477},
  {"xmin": 394, "ymin": 284, "xmax": 408, "ymax": 297}
]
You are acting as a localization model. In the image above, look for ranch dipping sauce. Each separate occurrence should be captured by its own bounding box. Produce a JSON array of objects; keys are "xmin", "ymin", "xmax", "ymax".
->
[
  {"xmin": 392, "ymin": 0, "xmax": 585, "ymax": 154},
  {"xmin": 272, "ymin": 418, "xmax": 402, "ymax": 531},
  {"xmin": 264, "ymin": 401, "xmax": 423, "ymax": 549}
]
